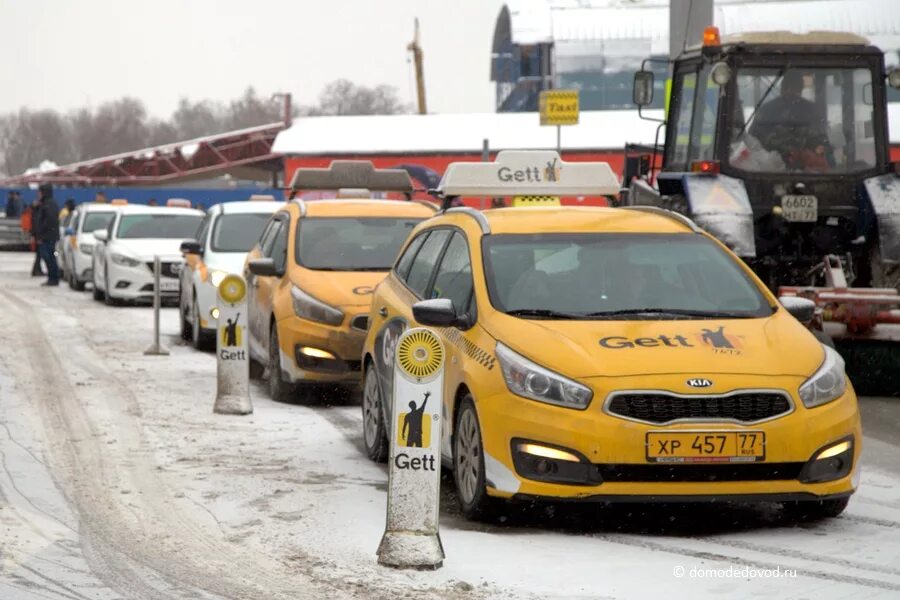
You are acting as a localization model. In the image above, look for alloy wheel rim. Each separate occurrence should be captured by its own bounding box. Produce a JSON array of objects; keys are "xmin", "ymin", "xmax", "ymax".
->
[
  {"xmin": 456, "ymin": 409, "xmax": 480, "ymax": 504},
  {"xmin": 363, "ymin": 372, "xmax": 380, "ymax": 446}
]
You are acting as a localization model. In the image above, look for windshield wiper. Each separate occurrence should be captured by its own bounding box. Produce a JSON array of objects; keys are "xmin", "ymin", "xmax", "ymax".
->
[
  {"xmin": 583, "ymin": 308, "xmax": 755, "ymax": 320},
  {"xmin": 347, "ymin": 267, "xmax": 390, "ymax": 271},
  {"xmin": 505, "ymin": 308, "xmax": 581, "ymax": 320},
  {"xmin": 737, "ymin": 68, "xmax": 784, "ymax": 138}
]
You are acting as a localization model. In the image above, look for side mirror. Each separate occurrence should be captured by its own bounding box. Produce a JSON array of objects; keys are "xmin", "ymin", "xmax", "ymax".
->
[
  {"xmin": 633, "ymin": 70, "xmax": 655, "ymax": 107},
  {"xmin": 93, "ymin": 229, "xmax": 108, "ymax": 242},
  {"xmin": 413, "ymin": 298, "xmax": 463, "ymax": 327},
  {"xmin": 248, "ymin": 257, "xmax": 282, "ymax": 277},
  {"xmin": 779, "ymin": 296, "xmax": 816, "ymax": 324},
  {"xmin": 180, "ymin": 240, "xmax": 202, "ymax": 255}
]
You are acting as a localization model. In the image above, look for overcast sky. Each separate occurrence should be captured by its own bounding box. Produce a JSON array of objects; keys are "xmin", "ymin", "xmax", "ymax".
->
[{"xmin": 0, "ymin": 0, "xmax": 506, "ymax": 118}]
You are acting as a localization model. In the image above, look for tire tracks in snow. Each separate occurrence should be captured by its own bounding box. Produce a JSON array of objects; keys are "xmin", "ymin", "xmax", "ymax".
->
[{"xmin": 0, "ymin": 288, "xmax": 345, "ymax": 599}]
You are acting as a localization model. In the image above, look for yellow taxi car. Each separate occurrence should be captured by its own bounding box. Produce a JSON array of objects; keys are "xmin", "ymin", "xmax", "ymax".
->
[
  {"xmin": 245, "ymin": 161, "xmax": 436, "ymax": 401},
  {"xmin": 361, "ymin": 151, "xmax": 860, "ymax": 521}
]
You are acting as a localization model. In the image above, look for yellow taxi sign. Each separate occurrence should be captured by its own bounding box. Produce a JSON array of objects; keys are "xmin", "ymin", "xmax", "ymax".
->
[
  {"xmin": 539, "ymin": 89, "xmax": 579, "ymax": 126},
  {"xmin": 512, "ymin": 196, "xmax": 561, "ymax": 207},
  {"xmin": 166, "ymin": 198, "xmax": 192, "ymax": 208},
  {"xmin": 110, "ymin": 198, "xmax": 128, "ymax": 205},
  {"xmin": 437, "ymin": 150, "xmax": 619, "ymax": 197}
]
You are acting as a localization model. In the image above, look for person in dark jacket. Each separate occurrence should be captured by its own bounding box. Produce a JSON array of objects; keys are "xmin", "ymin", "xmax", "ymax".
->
[
  {"xmin": 33, "ymin": 183, "xmax": 61, "ymax": 286},
  {"xmin": 5, "ymin": 191, "xmax": 23, "ymax": 218}
]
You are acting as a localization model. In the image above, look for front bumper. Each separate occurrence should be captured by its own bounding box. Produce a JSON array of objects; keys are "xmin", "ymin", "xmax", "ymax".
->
[
  {"xmin": 276, "ymin": 313, "xmax": 369, "ymax": 385},
  {"xmin": 476, "ymin": 373, "xmax": 861, "ymax": 502},
  {"xmin": 107, "ymin": 262, "xmax": 180, "ymax": 300}
]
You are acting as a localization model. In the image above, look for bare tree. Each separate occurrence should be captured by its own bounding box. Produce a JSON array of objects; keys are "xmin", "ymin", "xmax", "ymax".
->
[
  {"xmin": 0, "ymin": 108, "xmax": 75, "ymax": 176},
  {"xmin": 224, "ymin": 87, "xmax": 284, "ymax": 130},
  {"xmin": 172, "ymin": 98, "xmax": 225, "ymax": 140},
  {"xmin": 305, "ymin": 79, "xmax": 410, "ymax": 116}
]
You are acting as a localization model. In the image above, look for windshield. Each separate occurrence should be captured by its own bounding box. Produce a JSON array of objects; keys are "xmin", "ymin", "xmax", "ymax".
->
[
  {"xmin": 117, "ymin": 214, "xmax": 202, "ymax": 239},
  {"xmin": 482, "ymin": 233, "xmax": 772, "ymax": 319},
  {"xmin": 728, "ymin": 66, "xmax": 877, "ymax": 174},
  {"xmin": 211, "ymin": 213, "xmax": 272, "ymax": 252},
  {"xmin": 82, "ymin": 211, "xmax": 115, "ymax": 234},
  {"xmin": 296, "ymin": 217, "xmax": 422, "ymax": 271}
]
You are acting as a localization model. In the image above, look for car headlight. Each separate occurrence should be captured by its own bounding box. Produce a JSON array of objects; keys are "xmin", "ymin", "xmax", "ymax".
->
[
  {"xmin": 291, "ymin": 286, "xmax": 344, "ymax": 326},
  {"xmin": 111, "ymin": 252, "xmax": 141, "ymax": 267},
  {"xmin": 209, "ymin": 270, "xmax": 228, "ymax": 287},
  {"xmin": 495, "ymin": 342, "xmax": 593, "ymax": 410},
  {"xmin": 799, "ymin": 345, "xmax": 848, "ymax": 408},
  {"xmin": 79, "ymin": 243, "xmax": 94, "ymax": 255}
]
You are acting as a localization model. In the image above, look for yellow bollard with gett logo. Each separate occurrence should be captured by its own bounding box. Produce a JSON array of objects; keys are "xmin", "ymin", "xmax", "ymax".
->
[
  {"xmin": 377, "ymin": 327, "xmax": 445, "ymax": 569},
  {"xmin": 214, "ymin": 274, "xmax": 252, "ymax": 415}
]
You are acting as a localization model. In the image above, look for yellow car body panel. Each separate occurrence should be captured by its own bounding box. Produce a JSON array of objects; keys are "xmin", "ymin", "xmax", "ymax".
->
[
  {"xmin": 247, "ymin": 199, "xmax": 435, "ymax": 386},
  {"xmin": 363, "ymin": 206, "xmax": 861, "ymax": 503}
]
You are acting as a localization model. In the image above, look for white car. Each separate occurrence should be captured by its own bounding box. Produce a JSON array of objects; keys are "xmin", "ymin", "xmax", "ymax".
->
[
  {"xmin": 92, "ymin": 205, "xmax": 204, "ymax": 305},
  {"xmin": 61, "ymin": 203, "xmax": 120, "ymax": 291},
  {"xmin": 178, "ymin": 198, "xmax": 282, "ymax": 349}
]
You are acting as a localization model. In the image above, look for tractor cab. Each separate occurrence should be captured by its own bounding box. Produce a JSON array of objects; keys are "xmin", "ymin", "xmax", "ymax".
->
[{"xmin": 626, "ymin": 29, "xmax": 900, "ymax": 292}]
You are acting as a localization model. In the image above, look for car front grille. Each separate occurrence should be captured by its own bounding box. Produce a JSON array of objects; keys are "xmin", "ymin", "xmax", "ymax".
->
[
  {"xmin": 146, "ymin": 261, "xmax": 181, "ymax": 278},
  {"xmin": 606, "ymin": 392, "xmax": 791, "ymax": 424}
]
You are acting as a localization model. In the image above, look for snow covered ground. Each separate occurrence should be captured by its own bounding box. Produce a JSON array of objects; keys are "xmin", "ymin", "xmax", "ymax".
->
[{"xmin": 0, "ymin": 252, "xmax": 899, "ymax": 599}]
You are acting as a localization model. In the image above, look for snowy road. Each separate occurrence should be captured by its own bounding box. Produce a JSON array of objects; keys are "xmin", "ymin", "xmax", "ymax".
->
[{"xmin": 0, "ymin": 252, "xmax": 899, "ymax": 599}]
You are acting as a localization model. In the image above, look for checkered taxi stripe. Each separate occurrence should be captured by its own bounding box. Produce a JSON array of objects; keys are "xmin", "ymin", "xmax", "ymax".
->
[{"xmin": 440, "ymin": 327, "xmax": 496, "ymax": 370}]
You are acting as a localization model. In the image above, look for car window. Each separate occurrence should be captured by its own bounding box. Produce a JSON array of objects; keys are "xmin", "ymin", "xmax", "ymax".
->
[
  {"xmin": 429, "ymin": 232, "xmax": 473, "ymax": 312},
  {"xmin": 211, "ymin": 213, "xmax": 272, "ymax": 252},
  {"xmin": 259, "ymin": 218, "xmax": 283, "ymax": 255},
  {"xmin": 295, "ymin": 217, "xmax": 422, "ymax": 271},
  {"xmin": 394, "ymin": 231, "xmax": 429, "ymax": 281},
  {"xmin": 81, "ymin": 211, "xmax": 115, "ymax": 234},
  {"xmin": 269, "ymin": 219, "xmax": 289, "ymax": 273},
  {"xmin": 117, "ymin": 214, "xmax": 203, "ymax": 239},
  {"xmin": 482, "ymin": 233, "xmax": 772, "ymax": 318},
  {"xmin": 196, "ymin": 214, "xmax": 212, "ymax": 247},
  {"xmin": 405, "ymin": 229, "xmax": 451, "ymax": 298}
]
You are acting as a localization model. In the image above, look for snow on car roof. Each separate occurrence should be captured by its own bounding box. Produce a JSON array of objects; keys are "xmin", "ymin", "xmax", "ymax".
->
[
  {"xmin": 217, "ymin": 200, "xmax": 285, "ymax": 215},
  {"xmin": 437, "ymin": 150, "xmax": 620, "ymax": 197}
]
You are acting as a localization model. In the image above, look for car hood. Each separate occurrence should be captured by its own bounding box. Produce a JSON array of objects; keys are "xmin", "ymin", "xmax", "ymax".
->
[
  {"xmin": 290, "ymin": 270, "xmax": 390, "ymax": 308},
  {"xmin": 481, "ymin": 310, "xmax": 824, "ymax": 378},
  {"xmin": 111, "ymin": 239, "xmax": 189, "ymax": 261},
  {"xmin": 205, "ymin": 252, "xmax": 250, "ymax": 277}
]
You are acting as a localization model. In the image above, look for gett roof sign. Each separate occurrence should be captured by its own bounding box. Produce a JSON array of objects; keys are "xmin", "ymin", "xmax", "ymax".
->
[{"xmin": 436, "ymin": 151, "xmax": 619, "ymax": 197}]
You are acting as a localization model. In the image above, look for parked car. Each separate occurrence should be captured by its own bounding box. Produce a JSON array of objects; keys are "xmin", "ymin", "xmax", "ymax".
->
[
  {"xmin": 362, "ymin": 151, "xmax": 860, "ymax": 522},
  {"xmin": 60, "ymin": 203, "xmax": 119, "ymax": 291},
  {"xmin": 179, "ymin": 197, "xmax": 283, "ymax": 349},
  {"xmin": 92, "ymin": 205, "xmax": 203, "ymax": 305}
]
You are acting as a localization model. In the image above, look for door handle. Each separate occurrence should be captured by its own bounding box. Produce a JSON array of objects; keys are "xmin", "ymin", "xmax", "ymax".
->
[{"xmin": 378, "ymin": 306, "xmax": 388, "ymax": 317}]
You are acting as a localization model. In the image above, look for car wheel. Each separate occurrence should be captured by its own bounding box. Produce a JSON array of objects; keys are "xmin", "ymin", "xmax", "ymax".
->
[
  {"xmin": 362, "ymin": 365, "xmax": 388, "ymax": 462},
  {"xmin": 104, "ymin": 267, "xmax": 119, "ymax": 306},
  {"xmin": 67, "ymin": 266, "xmax": 76, "ymax": 289},
  {"xmin": 782, "ymin": 497, "xmax": 849, "ymax": 522},
  {"xmin": 267, "ymin": 323, "xmax": 296, "ymax": 402},
  {"xmin": 454, "ymin": 396, "xmax": 495, "ymax": 520},
  {"xmin": 180, "ymin": 299, "xmax": 192, "ymax": 341},
  {"xmin": 192, "ymin": 294, "xmax": 213, "ymax": 350}
]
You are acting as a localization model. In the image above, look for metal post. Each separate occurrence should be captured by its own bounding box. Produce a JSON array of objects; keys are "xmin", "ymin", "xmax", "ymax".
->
[
  {"xmin": 144, "ymin": 255, "xmax": 169, "ymax": 356},
  {"xmin": 557, "ymin": 125, "xmax": 561, "ymax": 155}
]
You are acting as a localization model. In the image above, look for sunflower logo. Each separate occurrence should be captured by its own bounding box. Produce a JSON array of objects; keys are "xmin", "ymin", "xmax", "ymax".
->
[
  {"xmin": 218, "ymin": 274, "xmax": 246, "ymax": 304},
  {"xmin": 396, "ymin": 329, "xmax": 444, "ymax": 381}
]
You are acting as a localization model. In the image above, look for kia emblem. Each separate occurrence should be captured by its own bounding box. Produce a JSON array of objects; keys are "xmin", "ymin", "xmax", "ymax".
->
[{"xmin": 687, "ymin": 378, "xmax": 713, "ymax": 388}]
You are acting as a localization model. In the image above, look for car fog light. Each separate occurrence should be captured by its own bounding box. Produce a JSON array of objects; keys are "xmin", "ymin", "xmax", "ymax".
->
[
  {"xmin": 209, "ymin": 307, "xmax": 220, "ymax": 319},
  {"xmin": 518, "ymin": 442, "xmax": 581, "ymax": 463},
  {"xmin": 300, "ymin": 346, "xmax": 336, "ymax": 360},
  {"xmin": 799, "ymin": 437, "xmax": 854, "ymax": 483}
]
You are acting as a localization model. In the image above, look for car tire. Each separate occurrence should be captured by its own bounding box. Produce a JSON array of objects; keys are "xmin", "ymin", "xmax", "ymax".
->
[
  {"xmin": 67, "ymin": 267, "xmax": 76, "ymax": 290},
  {"xmin": 362, "ymin": 365, "xmax": 388, "ymax": 463},
  {"xmin": 267, "ymin": 323, "xmax": 296, "ymax": 402},
  {"xmin": 782, "ymin": 497, "xmax": 849, "ymax": 522},
  {"xmin": 454, "ymin": 395, "xmax": 495, "ymax": 520},
  {"xmin": 73, "ymin": 275, "xmax": 86, "ymax": 292},
  {"xmin": 180, "ymin": 300, "xmax": 192, "ymax": 341},
  {"xmin": 104, "ymin": 267, "xmax": 119, "ymax": 306},
  {"xmin": 191, "ymin": 294, "xmax": 213, "ymax": 351}
]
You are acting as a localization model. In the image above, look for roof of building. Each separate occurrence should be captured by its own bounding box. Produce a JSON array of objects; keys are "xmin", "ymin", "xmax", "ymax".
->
[
  {"xmin": 272, "ymin": 110, "xmax": 665, "ymax": 156},
  {"xmin": 499, "ymin": 0, "xmax": 900, "ymax": 56}
]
